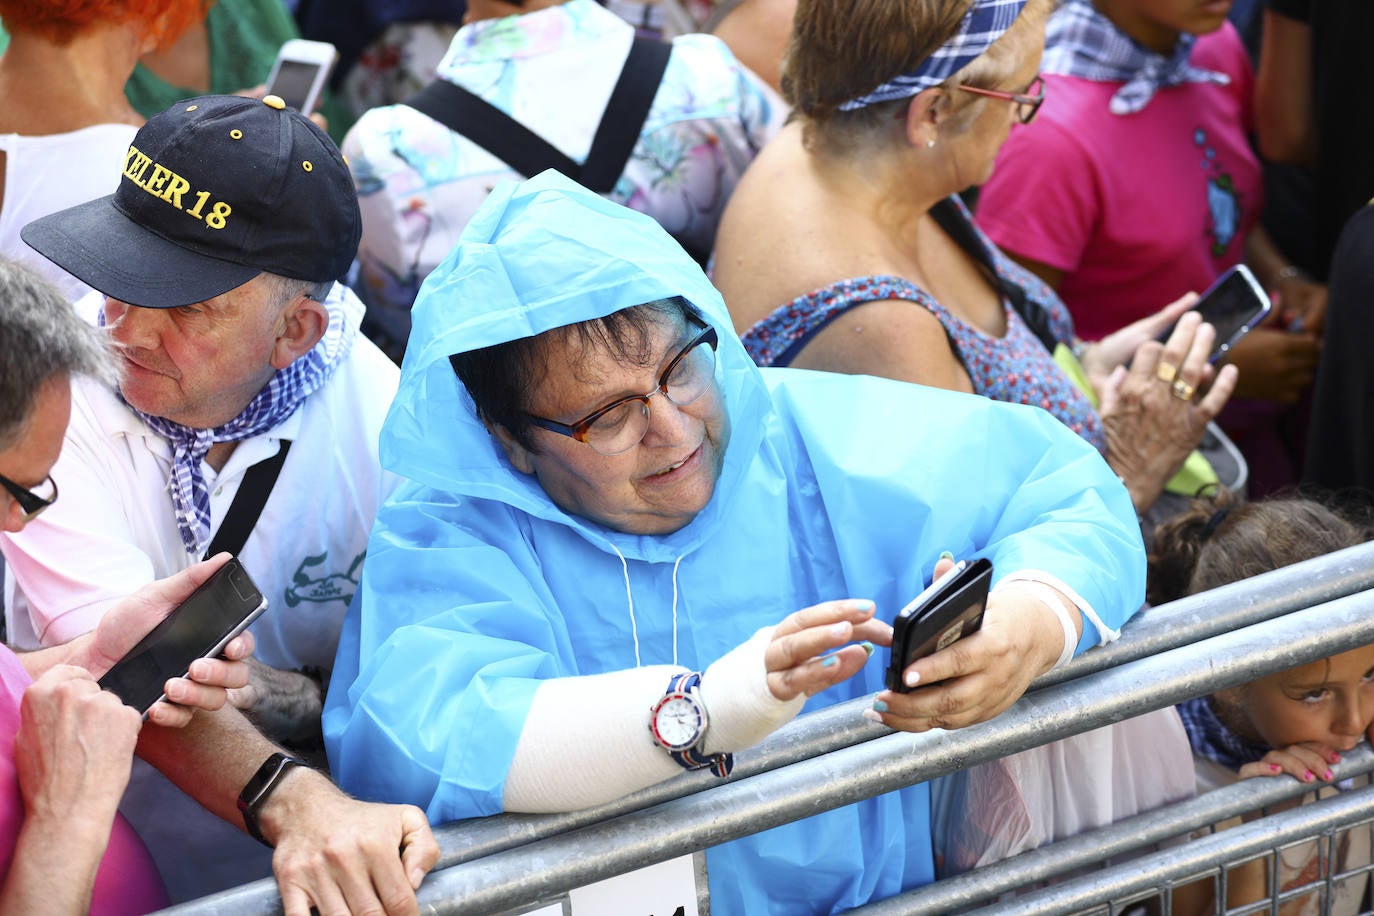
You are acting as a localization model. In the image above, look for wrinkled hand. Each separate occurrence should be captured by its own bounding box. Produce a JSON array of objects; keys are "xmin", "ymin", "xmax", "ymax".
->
[
  {"xmin": 1238, "ymin": 742, "xmax": 1342, "ymax": 783},
  {"xmin": 85, "ymin": 554, "xmax": 255, "ymax": 728},
  {"xmin": 1097, "ymin": 312, "xmax": 1237, "ymax": 513},
  {"xmin": 766, "ymin": 599, "xmax": 893, "ymax": 702},
  {"xmin": 1225, "ymin": 323, "xmax": 1320, "ymax": 403},
  {"xmin": 15, "ymin": 666, "xmax": 142, "ymax": 831},
  {"xmin": 1272, "ymin": 274, "xmax": 1328, "ymax": 336},
  {"xmin": 259, "ymin": 768, "xmax": 440, "ymax": 916},
  {"xmin": 1081, "ymin": 292, "xmax": 1200, "ymax": 391},
  {"xmin": 866, "ymin": 574, "xmax": 1067, "ymax": 732}
]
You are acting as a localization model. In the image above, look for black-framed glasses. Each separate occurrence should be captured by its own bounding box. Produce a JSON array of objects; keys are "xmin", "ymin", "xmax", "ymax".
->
[
  {"xmin": 0, "ymin": 473, "xmax": 58, "ymax": 523},
  {"xmin": 526, "ymin": 325, "xmax": 720, "ymax": 456},
  {"xmin": 958, "ymin": 75, "xmax": 1046, "ymax": 124}
]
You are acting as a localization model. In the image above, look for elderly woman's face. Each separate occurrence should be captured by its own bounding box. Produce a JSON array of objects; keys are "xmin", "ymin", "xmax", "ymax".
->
[
  {"xmin": 497, "ymin": 311, "xmax": 730, "ymax": 536},
  {"xmin": 956, "ymin": 28, "xmax": 1046, "ymax": 189}
]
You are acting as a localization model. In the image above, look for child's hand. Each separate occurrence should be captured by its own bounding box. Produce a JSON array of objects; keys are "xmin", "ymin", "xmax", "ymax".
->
[{"xmin": 1238, "ymin": 742, "xmax": 1341, "ymax": 783}]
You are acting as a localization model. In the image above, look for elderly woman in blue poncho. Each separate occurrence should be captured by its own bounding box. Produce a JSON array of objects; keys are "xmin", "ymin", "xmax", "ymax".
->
[{"xmin": 323, "ymin": 170, "xmax": 1145, "ymax": 914}]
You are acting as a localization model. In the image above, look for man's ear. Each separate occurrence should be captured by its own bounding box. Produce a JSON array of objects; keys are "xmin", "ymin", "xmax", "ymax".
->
[
  {"xmin": 270, "ymin": 295, "xmax": 330, "ymax": 370},
  {"xmin": 490, "ymin": 422, "xmax": 536, "ymax": 475}
]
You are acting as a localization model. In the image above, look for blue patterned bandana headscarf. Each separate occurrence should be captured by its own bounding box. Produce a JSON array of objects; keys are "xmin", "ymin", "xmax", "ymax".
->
[
  {"xmin": 840, "ymin": 0, "xmax": 1028, "ymax": 111},
  {"xmin": 1176, "ymin": 695, "xmax": 1271, "ymax": 771},
  {"xmin": 1041, "ymin": 0, "xmax": 1230, "ymax": 115},
  {"xmin": 103, "ymin": 284, "xmax": 357, "ymax": 556}
]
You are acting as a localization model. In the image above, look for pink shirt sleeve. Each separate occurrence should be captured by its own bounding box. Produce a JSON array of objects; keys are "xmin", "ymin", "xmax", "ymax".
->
[{"xmin": 0, "ymin": 649, "xmax": 168, "ymax": 915}]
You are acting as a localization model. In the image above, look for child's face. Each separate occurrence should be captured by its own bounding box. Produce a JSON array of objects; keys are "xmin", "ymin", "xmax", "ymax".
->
[{"xmin": 1227, "ymin": 644, "xmax": 1374, "ymax": 752}]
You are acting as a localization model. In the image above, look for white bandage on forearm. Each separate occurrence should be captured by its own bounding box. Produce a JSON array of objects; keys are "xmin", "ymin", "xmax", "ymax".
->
[
  {"xmin": 502, "ymin": 632, "xmax": 804, "ymax": 813},
  {"xmin": 699, "ymin": 627, "xmax": 806, "ymax": 755},
  {"xmin": 992, "ymin": 577, "xmax": 1081, "ymax": 670},
  {"xmin": 503, "ymin": 665, "xmax": 687, "ymax": 813}
]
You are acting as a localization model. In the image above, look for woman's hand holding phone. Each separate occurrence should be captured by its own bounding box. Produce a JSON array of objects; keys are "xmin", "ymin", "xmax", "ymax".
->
[{"xmin": 867, "ymin": 560, "xmax": 1077, "ymax": 733}]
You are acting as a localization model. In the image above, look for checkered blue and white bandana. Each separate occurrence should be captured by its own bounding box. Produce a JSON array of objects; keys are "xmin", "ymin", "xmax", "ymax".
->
[
  {"xmin": 1041, "ymin": 0, "xmax": 1230, "ymax": 115},
  {"xmin": 106, "ymin": 284, "xmax": 357, "ymax": 556},
  {"xmin": 839, "ymin": 0, "xmax": 1028, "ymax": 111}
]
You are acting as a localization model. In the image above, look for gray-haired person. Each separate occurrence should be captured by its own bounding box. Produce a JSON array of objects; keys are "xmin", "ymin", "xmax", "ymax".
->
[
  {"xmin": 6, "ymin": 93, "xmax": 402, "ymax": 896},
  {"xmin": 0, "ymin": 256, "xmax": 438, "ymax": 916}
]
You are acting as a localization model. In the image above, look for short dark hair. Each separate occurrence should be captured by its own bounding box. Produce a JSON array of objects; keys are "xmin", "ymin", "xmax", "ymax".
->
[
  {"xmin": 0, "ymin": 257, "xmax": 116, "ymax": 448},
  {"xmin": 449, "ymin": 297, "xmax": 698, "ymax": 453}
]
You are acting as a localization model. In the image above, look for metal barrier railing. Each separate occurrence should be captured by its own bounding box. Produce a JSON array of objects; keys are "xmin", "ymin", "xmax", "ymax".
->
[
  {"xmin": 962, "ymin": 777, "xmax": 1374, "ymax": 916},
  {"xmin": 162, "ymin": 542, "xmax": 1374, "ymax": 915},
  {"xmin": 851, "ymin": 744, "xmax": 1374, "ymax": 914}
]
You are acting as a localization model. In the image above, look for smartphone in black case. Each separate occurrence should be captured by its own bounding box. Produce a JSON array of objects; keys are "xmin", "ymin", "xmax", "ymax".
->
[
  {"xmin": 98, "ymin": 557, "xmax": 268, "ymax": 717},
  {"xmin": 886, "ymin": 558, "xmax": 993, "ymax": 693}
]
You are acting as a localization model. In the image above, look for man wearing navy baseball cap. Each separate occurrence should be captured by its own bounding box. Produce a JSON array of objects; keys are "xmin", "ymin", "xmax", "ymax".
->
[{"xmin": 6, "ymin": 95, "xmax": 403, "ymax": 901}]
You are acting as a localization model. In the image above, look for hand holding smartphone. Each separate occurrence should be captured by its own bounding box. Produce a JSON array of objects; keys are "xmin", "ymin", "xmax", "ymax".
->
[
  {"xmin": 886, "ymin": 558, "xmax": 993, "ymax": 693},
  {"xmin": 1154, "ymin": 264, "xmax": 1271, "ymax": 364},
  {"xmin": 97, "ymin": 558, "xmax": 268, "ymax": 718},
  {"xmin": 264, "ymin": 39, "xmax": 338, "ymax": 114}
]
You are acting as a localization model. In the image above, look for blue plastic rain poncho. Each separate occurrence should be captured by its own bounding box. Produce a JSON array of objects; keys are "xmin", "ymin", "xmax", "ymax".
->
[{"xmin": 324, "ymin": 172, "xmax": 1146, "ymax": 914}]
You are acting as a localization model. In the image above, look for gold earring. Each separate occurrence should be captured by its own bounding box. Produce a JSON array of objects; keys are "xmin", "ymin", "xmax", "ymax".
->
[{"xmin": 927, "ymin": 138, "xmax": 936, "ymax": 149}]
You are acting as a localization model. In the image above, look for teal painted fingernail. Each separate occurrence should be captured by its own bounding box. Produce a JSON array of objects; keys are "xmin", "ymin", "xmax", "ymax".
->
[
  {"xmin": 872, "ymin": 699, "xmax": 889, "ymax": 713},
  {"xmin": 853, "ymin": 599, "xmax": 875, "ymax": 612},
  {"xmin": 822, "ymin": 655, "xmax": 838, "ymax": 668},
  {"xmin": 861, "ymin": 641, "xmax": 874, "ymax": 657},
  {"xmin": 939, "ymin": 550, "xmax": 954, "ymax": 562}
]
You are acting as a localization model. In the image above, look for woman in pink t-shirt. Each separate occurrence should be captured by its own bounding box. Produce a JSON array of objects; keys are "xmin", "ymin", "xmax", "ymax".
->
[{"xmin": 976, "ymin": 0, "xmax": 1325, "ymax": 494}]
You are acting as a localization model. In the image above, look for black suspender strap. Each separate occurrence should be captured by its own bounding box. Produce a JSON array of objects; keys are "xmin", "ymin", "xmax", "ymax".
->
[
  {"xmin": 929, "ymin": 198, "xmax": 1059, "ymax": 354},
  {"xmin": 202, "ymin": 440, "xmax": 292, "ymax": 561},
  {"xmin": 403, "ymin": 38, "xmax": 673, "ymax": 195}
]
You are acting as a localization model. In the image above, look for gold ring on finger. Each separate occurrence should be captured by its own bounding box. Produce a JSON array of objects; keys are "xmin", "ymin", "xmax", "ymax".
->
[
  {"xmin": 1171, "ymin": 378, "xmax": 1196, "ymax": 401},
  {"xmin": 1156, "ymin": 361, "xmax": 1179, "ymax": 384}
]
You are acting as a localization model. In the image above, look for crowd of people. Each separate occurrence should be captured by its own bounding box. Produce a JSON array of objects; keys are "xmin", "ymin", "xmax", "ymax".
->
[{"xmin": 0, "ymin": 0, "xmax": 1370, "ymax": 913}]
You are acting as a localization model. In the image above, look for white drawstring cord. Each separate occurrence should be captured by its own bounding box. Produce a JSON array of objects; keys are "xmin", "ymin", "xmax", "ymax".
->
[
  {"xmin": 609, "ymin": 543, "xmax": 686, "ymax": 668},
  {"xmin": 610, "ymin": 543, "xmax": 641, "ymax": 668},
  {"xmin": 670, "ymin": 554, "xmax": 684, "ymax": 667}
]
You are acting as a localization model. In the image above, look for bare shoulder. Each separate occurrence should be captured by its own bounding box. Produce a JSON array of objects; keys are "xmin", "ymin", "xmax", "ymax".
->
[
  {"xmin": 789, "ymin": 297, "xmax": 971, "ymax": 392},
  {"xmin": 715, "ymin": 125, "xmax": 869, "ymax": 332}
]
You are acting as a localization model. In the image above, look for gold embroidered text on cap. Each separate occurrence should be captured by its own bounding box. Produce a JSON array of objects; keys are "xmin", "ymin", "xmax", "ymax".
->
[{"xmin": 263, "ymin": 95, "xmax": 286, "ymax": 110}]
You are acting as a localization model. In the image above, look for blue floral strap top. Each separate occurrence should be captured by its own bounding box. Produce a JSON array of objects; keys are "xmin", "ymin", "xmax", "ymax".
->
[{"xmin": 740, "ymin": 214, "xmax": 1107, "ymax": 453}]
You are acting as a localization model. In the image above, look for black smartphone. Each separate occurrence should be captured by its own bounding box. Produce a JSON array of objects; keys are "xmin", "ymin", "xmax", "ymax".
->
[
  {"xmin": 1155, "ymin": 264, "xmax": 1271, "ymax": 364},
  {"xmin": 97, "ymin": 558, "xmax": 268, "ymax": 717},
  {"xmin": 886, "ymin": 558, "xmax": 993, "ymax": 693},
  {"xmin": 264, "ymin": 39, "xmax": 338, "ymax": 114}
]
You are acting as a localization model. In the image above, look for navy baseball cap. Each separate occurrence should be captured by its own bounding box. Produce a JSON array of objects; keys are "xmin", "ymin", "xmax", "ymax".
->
[{"xmin": 22, "ymin": 94, "xmax": 361, "ymax": 309}]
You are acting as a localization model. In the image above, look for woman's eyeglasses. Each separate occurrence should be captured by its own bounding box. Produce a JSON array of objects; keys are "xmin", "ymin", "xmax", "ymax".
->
[
  {"xmin": 958, "ymin": 75, "xmax": 1046, "ymax": 125},
  {"xmin": 526, "ymin": 325, "xmax": 719, "ymax": 456},
  {"xmin": 0, "ymin": 473, "xmax": 58, "ymax": 523}
]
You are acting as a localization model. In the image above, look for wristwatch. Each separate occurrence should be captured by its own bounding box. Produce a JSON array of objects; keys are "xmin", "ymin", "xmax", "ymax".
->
[
  {"xmin": 649, "ymin": 672, "xmax": 733, "ymax": 777},
  {"xmin": 237, "ymin": 752, "xmax": 307, "ymax": 846}
]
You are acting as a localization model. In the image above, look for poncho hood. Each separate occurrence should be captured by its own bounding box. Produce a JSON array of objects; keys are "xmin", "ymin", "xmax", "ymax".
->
[{"xmin": 382, "ymin": 170, "xmax": 771, "ymax": 561}]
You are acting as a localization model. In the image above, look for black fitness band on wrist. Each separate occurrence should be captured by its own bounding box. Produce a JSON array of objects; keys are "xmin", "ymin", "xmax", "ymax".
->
[{"xmin": 236, "ymin": 752, "xmax": 307, "ymax": 846}]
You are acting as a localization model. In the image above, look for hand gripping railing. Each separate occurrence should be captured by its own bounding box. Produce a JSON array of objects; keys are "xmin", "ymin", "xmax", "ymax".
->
[{"xmin": 160, "ymin": 541, "xmax": 1374, "ymax": 915}]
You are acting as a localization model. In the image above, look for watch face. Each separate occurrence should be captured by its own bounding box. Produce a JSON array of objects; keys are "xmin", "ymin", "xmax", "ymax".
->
[{"xmin": 652, "ymin": 694, "xmax": 703, "ymax": 750}]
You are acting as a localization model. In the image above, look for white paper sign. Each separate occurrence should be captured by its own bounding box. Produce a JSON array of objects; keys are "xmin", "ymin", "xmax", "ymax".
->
[{"xmin": 567, "ymin": 854, "xmax": 700, "ymax": 916}]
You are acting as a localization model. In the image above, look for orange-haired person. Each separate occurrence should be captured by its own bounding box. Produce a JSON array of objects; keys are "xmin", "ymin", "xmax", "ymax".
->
[{"xmin": 0, "ymin": 0, "xmax": 209, "ymax": 300}]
